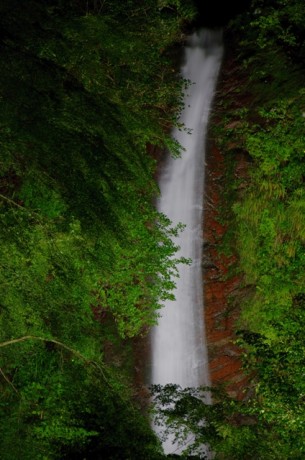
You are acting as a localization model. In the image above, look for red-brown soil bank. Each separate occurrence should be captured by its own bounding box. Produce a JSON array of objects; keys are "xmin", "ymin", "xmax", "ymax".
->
[{"xmin": 203, "ymin": 143, "xmax": 248, "ymax": 400}]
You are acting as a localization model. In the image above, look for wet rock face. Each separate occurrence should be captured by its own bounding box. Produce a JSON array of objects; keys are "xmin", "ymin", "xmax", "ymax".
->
[{"xmin": 203, "ymin": 144, "xmax": 248, "ymax": 400}]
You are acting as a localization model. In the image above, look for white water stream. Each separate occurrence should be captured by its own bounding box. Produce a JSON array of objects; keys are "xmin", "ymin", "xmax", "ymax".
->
[{"xmin": 150, "ymin": 29, "xmax": 223, "ymax": 455}]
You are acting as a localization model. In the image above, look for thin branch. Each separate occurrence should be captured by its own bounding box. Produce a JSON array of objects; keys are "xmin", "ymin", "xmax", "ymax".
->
[
  {"xmin": 0, "ymin": 193, "xmax": 24, "ymax": 210},
  {"xmin": 0, "ymin": 193, "xmax": 42, "ymax": 220},
  {"xmin": 0, "ymin": 335, "xmax": 108, "ymax": 383},
  {"xmin": 0, "ymin": 367, "xmax": 19, "ymax": 394}
]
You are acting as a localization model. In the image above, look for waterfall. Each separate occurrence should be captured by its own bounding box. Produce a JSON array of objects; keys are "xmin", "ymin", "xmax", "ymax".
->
[{"xmin": 150, "ymin": 29, "xmax": 223, "ymax": 455}]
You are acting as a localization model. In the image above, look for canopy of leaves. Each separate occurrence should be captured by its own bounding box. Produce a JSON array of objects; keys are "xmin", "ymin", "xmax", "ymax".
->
[
  {"xmin": 0, "ymin": 0, "xmax": 196, "ymax": 458},
  {"xmin": 194, "ymin": 0, "xmax": 305, "ymax": 457}
]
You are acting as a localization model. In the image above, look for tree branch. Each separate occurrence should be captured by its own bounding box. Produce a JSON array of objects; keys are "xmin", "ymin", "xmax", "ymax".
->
[
  {"xmin": 0, "ymin": 335, "xmax": 108, "ymax": 383},
  {"xmin": 0, "ymin": 367, "xmax": 19, "ymax": 394}
]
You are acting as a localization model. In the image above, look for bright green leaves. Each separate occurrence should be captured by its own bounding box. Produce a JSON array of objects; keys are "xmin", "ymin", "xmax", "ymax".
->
[
  {"xmin": 92, "ymin": 207, "xmax": 185, "ymax": 338},
  {"xmin": 245, "ymin": 0, "xmax": 305, "ymax": 54},
  {"xmin": 207, "ymin": 2, "xmax": 305, "ymax": 456},
  {"xmin": 0, "ymin": 1, "xmax": 193, "ymax": 457},
  {"xmin": 0, "ymin": 210, "xmax": 95, "ymax": 346},
  {"xmin": 19, "ymin": 177, "xmax": 67, "ymax": 218},
  {"xmin": 232, "ymin": 87, "xmax": 305, "ymax": 338}
]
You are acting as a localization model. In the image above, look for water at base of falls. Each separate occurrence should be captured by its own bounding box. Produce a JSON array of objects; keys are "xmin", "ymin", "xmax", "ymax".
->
[{"xmin": 150, "ymin": 29, "xmax": 223, "ymax": 456}]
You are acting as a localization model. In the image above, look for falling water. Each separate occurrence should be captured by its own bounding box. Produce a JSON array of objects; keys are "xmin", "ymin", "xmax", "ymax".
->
[{"xmin": 150, "ymin": 29, "xmax": 223, "ymax": 455}]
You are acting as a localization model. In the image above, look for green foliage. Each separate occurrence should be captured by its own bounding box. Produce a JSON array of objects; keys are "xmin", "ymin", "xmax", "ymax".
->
[
  {"xmin": 153, "ymin": 380, "xmax": 305, "ymax": 460},
  {"xmin": 232, "ymin": 88, "xmax": 305, "ymax": 337},
  {"xmin": 236, "ymin": 0, "xmax": 305, "ymax": 57},
  {"xmin": 152, "ymin": 384, "xmax": 262, "ymax": 460},
  {"xmin": 0, "ymin": 339, "xmax": 165, "ymax": 460},
  {"xmin": 202, "ymin": 0, "xmax": 305, "ymax": 457},
  {"xmin": 0, "ymin": 0, "xmax": 196, "ymax": 457}
]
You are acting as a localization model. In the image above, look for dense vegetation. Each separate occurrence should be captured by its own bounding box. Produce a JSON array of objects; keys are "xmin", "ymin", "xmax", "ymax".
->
[
  {"xmin": 0, "ymin": 1, "xmax": 196, "ymax": 458},
  {"xmin": 2, "ymin": 1, "xmax": 305, "ymax": 458},
  {"xmin": 153, "ymin": 1, "xmax": 305, "ymax": 459}
]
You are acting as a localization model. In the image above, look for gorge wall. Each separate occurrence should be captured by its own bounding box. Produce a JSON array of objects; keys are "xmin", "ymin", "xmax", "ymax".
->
[
  {"xmin": 203, "ymin": 142, "xmax": 247, "ymax": 400},
  {"xmin": 203, "ymin": 52, "xmax": 250, "ymax": 401}
]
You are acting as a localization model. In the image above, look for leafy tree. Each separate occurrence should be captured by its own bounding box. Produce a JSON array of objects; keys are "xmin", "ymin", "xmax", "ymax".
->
[
  {"xmin": 197, "ymin": 0, "xmax": 305, "ymax": 457},
  {"xmin": 0, "ymin": 0, "xmax": 195, "ymax": 457}
]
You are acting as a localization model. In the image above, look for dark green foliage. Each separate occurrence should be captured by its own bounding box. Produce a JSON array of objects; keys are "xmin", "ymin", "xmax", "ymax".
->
[
  {"xmin": 152, "ymin": 382, "xmax": 305, "ymax": 459},
  {"xmin": 0, "ymin": 339, "xmax": 165, "ymax": 460},
  {"xmin": 0, "ymin": 0, "xmax": 191, "ymax": 339},
  {"xmin": 0, "ymin": 0, "xmax": 196, "ymax": 457},
  {"xmin": 152, "ymin": 384, "xmax": 259, "ymax": 460},
  {"xmin": 201, "ymin": 0, "xmax": 305, "ymax": 457},
  {"xmin": 239, "ymin": 0, "xmax": 305, "ymax": 58}
]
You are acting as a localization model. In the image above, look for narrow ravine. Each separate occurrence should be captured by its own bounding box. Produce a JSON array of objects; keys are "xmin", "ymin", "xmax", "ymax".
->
[{"xmin": 150, "ymin": 29, "xmax": 223, "ymax": 455}]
